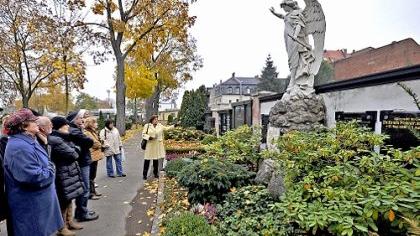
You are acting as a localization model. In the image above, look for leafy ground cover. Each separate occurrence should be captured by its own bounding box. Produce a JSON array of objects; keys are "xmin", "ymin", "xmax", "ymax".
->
[{"xmin": 160, "ymin": 123, "xmax": 419, "ymax": 236}]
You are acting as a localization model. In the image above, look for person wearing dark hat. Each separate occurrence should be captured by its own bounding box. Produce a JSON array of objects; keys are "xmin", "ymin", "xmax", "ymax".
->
[
  {"xmin": 66, "ymin": 110, "xmax": 98, "ymax": 222},
  {"xmin": 50, "ymin": 116, "xmax": 85, "ymax": 236},
  {"xmin": 3, "ymin": 108, "xmax": 63, "ymax": 235}
]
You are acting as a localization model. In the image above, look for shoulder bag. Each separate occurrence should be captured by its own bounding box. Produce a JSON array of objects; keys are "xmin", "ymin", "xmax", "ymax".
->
[{"xmin": 141, "ymin": 124, "xmax": 150, "ymax": 150}]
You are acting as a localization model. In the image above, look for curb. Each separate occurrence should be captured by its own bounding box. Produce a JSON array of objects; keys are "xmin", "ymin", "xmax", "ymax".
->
[{"xmin": 151, "ymin": 170, "xmax": 166, "ymax": 236}]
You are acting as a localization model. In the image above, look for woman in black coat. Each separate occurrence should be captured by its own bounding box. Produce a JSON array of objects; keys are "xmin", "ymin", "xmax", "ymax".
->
[{"xmin": 49, "ymin": 117, "xmax": 85, "ymax": 236}]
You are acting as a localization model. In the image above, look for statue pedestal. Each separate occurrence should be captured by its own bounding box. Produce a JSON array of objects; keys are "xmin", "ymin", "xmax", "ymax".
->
[{"xmin": 267, "ymin": 89, "xmax": 325, "ymax": 148}]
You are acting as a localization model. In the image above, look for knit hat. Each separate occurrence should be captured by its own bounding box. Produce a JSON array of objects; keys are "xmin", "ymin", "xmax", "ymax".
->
[
  {"xmin": 66, "ymin": 110, "xmax": 79, "ymax": 123},
  {"xmin": 66, "ymin": 109, "xmax": 87, "ymax": 123},
  {"xmin": 5, "ymin": 108, "xmax": 38, "ymax": 129},
  {"xmin": 51, "ymin": 116, "xmax": 69, "ymax": 130}
]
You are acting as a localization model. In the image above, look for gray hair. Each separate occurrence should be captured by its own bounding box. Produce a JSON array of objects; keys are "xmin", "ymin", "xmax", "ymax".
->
[{"xmin": 36, "ymin": 116, "xmax": 52, "ymax": 127}]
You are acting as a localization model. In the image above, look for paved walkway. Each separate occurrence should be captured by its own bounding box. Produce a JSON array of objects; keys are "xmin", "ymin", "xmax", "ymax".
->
[{"xmin": 1, "ymin": 132, "xmax": 155, "ymax": 236}]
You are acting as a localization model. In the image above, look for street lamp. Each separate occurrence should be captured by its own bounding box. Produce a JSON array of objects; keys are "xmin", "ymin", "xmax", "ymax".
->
[{"xmin": 106, "ymin": 89, "xmax": 111, "ymax": 108}]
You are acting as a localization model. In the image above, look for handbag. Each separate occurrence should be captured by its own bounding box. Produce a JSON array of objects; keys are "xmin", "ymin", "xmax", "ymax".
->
[
  {"xmin": 141, "ymin": 124, "xmax": 150, "ymax": 150},
  {"xmin": 101, "ymin": 129, "xmax": 107, "ymax": 152}
]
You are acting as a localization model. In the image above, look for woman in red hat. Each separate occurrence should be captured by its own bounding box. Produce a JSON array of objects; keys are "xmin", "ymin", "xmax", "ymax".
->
[{"xmin": 3, "ymin": 108, "xmax": 63, "ymax": 236}]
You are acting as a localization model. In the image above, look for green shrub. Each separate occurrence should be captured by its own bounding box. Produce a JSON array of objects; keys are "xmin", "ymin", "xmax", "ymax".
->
[
  {"xmin": 167, "ymin": 114, "xmax": 174, "ymax": 124},
  {"xmin": 177, "ymin": 158, "xmax": 255, "ymax": 204},
  {"xmin": 270, "ymin": 122, "xmax": 420, "ymax": 236},
  {"xmin": 163, "ymin": 212, "xmax": 217, "ymax": 236},
  {"xmin": 97, "ymin": 111, "xmax": 105, "ymax": 130},
  {"xmin": 125, "ymin": 121, "xmax": 133, "ymax": 130},
  {"xmin": 164, "ymin": 127, "xmax": 206, "ymax": 141},
  {"xmin": 217, "ymin": 185, "xmax": 290, "ymax": 236},
  {"xmin": 201, "ymin": 134, "xmax": 218, "ymax": 145},
  {"xmin": 165, "ymin": 158, "xmax": 193, "ymax": 178},
  {"xmin": 205, "ymin": 125, "xmax": 261, "ymax": 166}
]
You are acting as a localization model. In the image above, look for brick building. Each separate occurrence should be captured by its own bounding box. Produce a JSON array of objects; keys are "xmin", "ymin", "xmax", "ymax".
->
[{"xmin": 333, "ymin": 38, "xmax": 420, "ymax": 81}]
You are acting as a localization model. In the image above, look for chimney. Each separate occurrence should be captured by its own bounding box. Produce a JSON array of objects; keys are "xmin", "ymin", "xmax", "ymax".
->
[
  {"xmin": 220, "ymin": 80, "xmax": 222, "ymax": 84},
  {"xmin": 232, "ymin": 72, "xmax": 235, "ymax": 78}
]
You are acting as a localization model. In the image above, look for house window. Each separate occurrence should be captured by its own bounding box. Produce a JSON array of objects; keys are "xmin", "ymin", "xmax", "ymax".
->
[
  {"xmin": 246, "ymin": 87, "xmax": 251, "ymax": 94},
  {"xmin": 228, "ymin": 87, "xmax": 233, "ymax": 94},
  {"xmin": 235, "ymin": 87, "xmax": 240, "ymax": 94}
]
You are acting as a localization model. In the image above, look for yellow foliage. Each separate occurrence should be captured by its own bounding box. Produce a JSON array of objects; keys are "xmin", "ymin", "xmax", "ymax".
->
[
  {"xmin": 15, "ymin": 86, "xmax": 74, "ymax": 114},
  {"xmin": 92, "ymin": 2, "xmax": 105, "ymax": 15},
  {"xmin": 112, "ymin": 19, "xmax": 126, "ymax": 33},
  {"xmin": 125, "ymin": 63, "xmax": 157, "ymax": 99}
]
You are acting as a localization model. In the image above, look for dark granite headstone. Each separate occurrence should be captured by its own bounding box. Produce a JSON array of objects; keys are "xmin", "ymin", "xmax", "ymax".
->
[
  {"xmin": 381, "ymin": 111, "xmax": 420, "ymax": 151},
  {"xmin": 335, "ymin": 111, "xmax": 377, "ymax": 131},
  {"xmin": 261, "ymin": 115, "xmax": 270, "ymax": 144}
]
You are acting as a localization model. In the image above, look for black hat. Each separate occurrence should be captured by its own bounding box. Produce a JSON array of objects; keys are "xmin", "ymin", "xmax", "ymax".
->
[
  {"xmin": 66, "ymin": 110, "xmax": 79, "ymax": 123},
  {"xmin": 51, "ymin": 116, "xmax": 69, "ymax": 130}
]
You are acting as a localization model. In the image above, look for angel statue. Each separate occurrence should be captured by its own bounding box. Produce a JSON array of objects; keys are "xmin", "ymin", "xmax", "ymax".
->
[{"xmin": 270, "ymin": 0, "xmax": 326, "ymax": 93}]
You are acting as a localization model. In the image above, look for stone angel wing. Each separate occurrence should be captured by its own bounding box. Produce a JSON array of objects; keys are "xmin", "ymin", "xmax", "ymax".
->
[{"xmin": 303, "ymin": 0, "xmax": 326, "ymax": 75}]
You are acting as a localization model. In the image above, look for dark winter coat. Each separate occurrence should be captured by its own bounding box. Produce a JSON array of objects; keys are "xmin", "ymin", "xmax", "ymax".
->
[
  {"xmin": 4, "ymin": 133, "xmax": 63, "ymax": 236},
  {"xmin": 0, "ymin": 135, "xmax": 8, "ymax": 221},
  {"xmin": 68, "ymin": 123, "xmax": 94, "ymax": 167},
  {"xmin": 49, "ymin": 131, "xmax": 85, "ymax": 202}
]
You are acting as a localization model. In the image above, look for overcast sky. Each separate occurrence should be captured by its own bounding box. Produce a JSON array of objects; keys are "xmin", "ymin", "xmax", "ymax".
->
[{"xmin": 82, "ymin": 0, "xmax": 420, "ymax": 105}]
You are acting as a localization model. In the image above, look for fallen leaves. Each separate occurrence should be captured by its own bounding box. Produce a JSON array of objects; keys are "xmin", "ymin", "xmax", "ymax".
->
[{"xmin": 147, "ymin": 208, "xmax": 155, "ymax": 217}]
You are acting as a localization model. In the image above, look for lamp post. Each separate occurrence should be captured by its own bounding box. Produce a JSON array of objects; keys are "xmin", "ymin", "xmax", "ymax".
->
[{"xmin": 106, "ymin": 89, "xmax": 111, "ymax": 108}]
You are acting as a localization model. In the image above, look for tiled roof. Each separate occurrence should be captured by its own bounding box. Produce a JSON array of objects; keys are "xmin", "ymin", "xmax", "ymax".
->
[{"xmin": 323, "ymin": 50, "xmax": 349, "ymax": 63}]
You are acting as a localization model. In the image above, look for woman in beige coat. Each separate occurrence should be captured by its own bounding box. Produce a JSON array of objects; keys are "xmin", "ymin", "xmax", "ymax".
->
[
  {"xmin": 142, "ymin": 115, "xmax": 174, "ymax": 180},
  {"xmin": 84, "ymin": 117, "xmax": 104, "ymax": 200},
  {"xmin": 100, "ymin": 119, "xmax": 125, "ymax": 178}
]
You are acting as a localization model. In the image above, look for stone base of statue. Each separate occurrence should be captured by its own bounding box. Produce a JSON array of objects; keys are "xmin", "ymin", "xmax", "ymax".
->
[{"xmin": 266, "ymin": 88, "xmax": 325, "ymax": 148}]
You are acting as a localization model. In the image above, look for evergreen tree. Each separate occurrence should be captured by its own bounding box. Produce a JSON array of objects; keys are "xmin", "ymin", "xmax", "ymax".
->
[
  {"xmin": 179, "ymin": 86, "xmax": 207, "ymax": 130},
  {"xmin": 98, "ymin": 111, "xmax": 105, "ymax": 130},
  {"xmin": 258, "ymin": 55, "xmax": 289, "ymax": 93},
  {"xmin": 314, "ymin": 60, "xmax": 335, "ymax": 86}
]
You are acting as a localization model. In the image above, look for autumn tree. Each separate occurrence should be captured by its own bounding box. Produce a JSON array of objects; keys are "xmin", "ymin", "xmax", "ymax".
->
[
  {"xmin": 14, "ymin": 85, "xmax": 74, "ymax": 114},
  {"xmin": 126, "ymin": 2, "xmax": 202, "ymax": 120},
  {"xmin": 84, "ymin": 0, "xmax": 195, "ymax": 134},
  {"xmin": 49, "ymin": 0, "xmax": 89, "ymax": 113},
  {"xmin": 0, "ymin": 0, "xmax": 60, "ymax": 107},
  {"xmin": 125, "ymin": 64, "xmax": 157, "ymax": 122},
  {"xmin": 0, "ymin": 74, "xmax": 16, "ymax": 107}
]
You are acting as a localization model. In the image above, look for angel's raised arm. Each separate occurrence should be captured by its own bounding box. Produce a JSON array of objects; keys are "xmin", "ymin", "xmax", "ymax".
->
[{"xmin": 270, "ymin": 7, "xmax": 284, "ymax": 19}]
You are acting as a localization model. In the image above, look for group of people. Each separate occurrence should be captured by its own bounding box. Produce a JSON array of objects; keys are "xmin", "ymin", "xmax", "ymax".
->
[{"xmin": 0, "ymin": 108, "xmax": 125, "ymax": 236}]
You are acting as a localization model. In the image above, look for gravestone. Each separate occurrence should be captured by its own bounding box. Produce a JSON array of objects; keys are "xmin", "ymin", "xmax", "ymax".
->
[
  {"xmin": 335, "ymin": 111, "xmax": 377, "ymax": 131},
  {"xmin": 381, "ymin": 111, "xmax": 420, "ymax": 150}
]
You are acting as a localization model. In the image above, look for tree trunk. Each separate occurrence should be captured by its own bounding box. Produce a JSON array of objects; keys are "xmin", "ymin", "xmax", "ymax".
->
[
  {"xmin": 22, "ymin": 94, "xmax": 29, "ymax": 108},
  {"xmin": 145, "ymin": 88, "xmax": 161, "ymax": 121},
  {"xmin": 115, "ymin": 56, "xmax": 126, "ymax": 135},
  {"xmin": 64, "ymin": 55, "xmax": 69, "ymax": 114},
  {"xmin": 133, "ymin": 98, "xmax": 138, "ymax": 124}
]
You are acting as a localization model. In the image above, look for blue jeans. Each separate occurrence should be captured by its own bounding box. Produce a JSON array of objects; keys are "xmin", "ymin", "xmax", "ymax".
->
[
  {"xmin": 106, "ymin": 154, "xmax": 123, "ymax": 176},
  {"xmin": 75, "ymin": 165, "xmax": 90, "ymax": 218}
]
